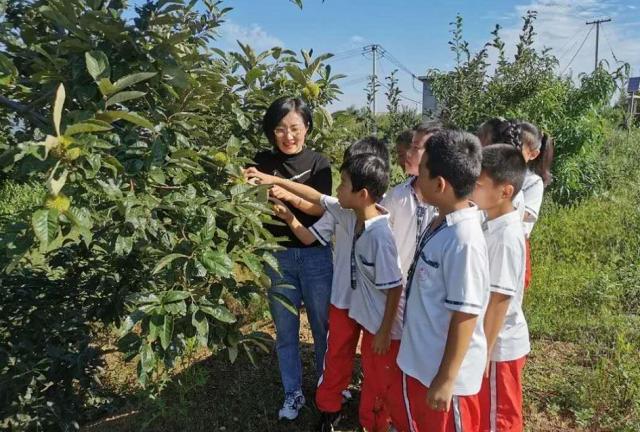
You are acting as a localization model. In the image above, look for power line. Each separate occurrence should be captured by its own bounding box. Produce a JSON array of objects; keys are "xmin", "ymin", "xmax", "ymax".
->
[
  {"xmin": 601, "ymin": 25, "xmax": 623, "ymax": 65},
  {"xmin": 556, "ymin": 28, "xmax": 589, "ymax": 65},
  {"xmin": 561, "ymin": 26, "xmax": 594, "ymax": 75}
]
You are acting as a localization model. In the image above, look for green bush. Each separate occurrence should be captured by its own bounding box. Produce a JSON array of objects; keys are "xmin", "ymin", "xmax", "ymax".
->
[
  {"xmin": 524, "ymin": 128, "xmax": 640, "ymax": 429},
  {"xmin": 426, "ymin": 12, "xmax": 629, "ymax": 205}
]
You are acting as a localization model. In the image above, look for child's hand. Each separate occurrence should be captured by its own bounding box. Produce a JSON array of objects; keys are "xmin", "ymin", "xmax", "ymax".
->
[
  {"xmin": 372, "ymin": 330, "xmax": 391, "ymax": 355},
  {"xmin": 270, "ymin": 185, "xmax": 299, "ymax": 205},
  {"xmin": 426, "ymin": 373, "xmax": 455, "ymax": 412},
  {"xmin": 244, "ymin": 167, "xmax": 277, "ymax": 185},
  {"xmin": 269, "ymin": 197, "xmax": 294, "ymax": 223}
]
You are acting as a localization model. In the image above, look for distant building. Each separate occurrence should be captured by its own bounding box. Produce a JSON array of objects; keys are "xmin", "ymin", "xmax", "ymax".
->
[{"xmin": 418, "ymin": 75, "xmax": 439, "ymax": 120}]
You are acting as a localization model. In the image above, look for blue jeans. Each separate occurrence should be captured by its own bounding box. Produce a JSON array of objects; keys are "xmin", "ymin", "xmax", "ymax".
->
[{"xmin": 266, "ymin": 246, "xmax": 333, "ymax": 396}]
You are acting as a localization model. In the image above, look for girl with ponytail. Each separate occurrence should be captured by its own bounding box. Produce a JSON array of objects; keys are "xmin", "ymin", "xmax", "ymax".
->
[{"xmin": 477, "ymin": 118, "xmax": 554, "ymax": 289}]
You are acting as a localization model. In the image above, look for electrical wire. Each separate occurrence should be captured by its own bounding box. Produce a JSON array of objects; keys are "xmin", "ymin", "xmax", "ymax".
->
[{"xmin": 561, "ymin": 26, "xmax": 594, "ymax": 74}]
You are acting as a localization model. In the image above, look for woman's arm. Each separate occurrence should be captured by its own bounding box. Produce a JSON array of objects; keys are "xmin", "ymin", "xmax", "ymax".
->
[{"xmin": 244, "ymin": 167, "xmax": 325, "ymax": 208}]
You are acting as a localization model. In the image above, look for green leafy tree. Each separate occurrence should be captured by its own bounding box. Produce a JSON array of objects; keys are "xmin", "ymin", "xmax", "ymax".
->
[{"xmin": 0, "ymin": 0, "xmax": 342, "ymax": 429}]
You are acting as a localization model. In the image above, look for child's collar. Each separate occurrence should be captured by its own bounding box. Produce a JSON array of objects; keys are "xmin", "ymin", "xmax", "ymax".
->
[{"xmin": 444, "ymin": 203, "xmax": 482, "ymax": 226}]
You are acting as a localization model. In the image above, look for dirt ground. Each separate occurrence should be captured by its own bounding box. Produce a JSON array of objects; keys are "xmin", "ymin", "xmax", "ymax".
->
[{"xmin": 83, "ymin": 311, "xmax": 582, "ymax": 432}]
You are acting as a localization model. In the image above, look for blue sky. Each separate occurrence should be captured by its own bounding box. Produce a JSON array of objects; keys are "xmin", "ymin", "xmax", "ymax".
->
[{"xmin": 134, "ymin": 0, "xmax": 640, "ymax": 111}]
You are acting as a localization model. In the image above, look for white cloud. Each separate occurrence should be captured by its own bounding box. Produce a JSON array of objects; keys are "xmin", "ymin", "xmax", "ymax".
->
[
  {"xmin": 219, "ymin": 20, "xmax": 284, "ymax": 52},
  {"xmin": 496, "ymin": 0, "xmax": 640, "ymax": 78},
  {"xmin": 350, "ymin": 35, "xmax": 366, "ymax": 45}
]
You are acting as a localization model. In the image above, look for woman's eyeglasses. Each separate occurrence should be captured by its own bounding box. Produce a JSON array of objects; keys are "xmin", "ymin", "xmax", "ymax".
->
[{"xmin": 274, "ymin": 124, "xmax": 306, "ymax": 137}]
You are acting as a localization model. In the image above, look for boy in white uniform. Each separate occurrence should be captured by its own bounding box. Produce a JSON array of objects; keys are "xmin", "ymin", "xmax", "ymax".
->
[
  {"xmin": 257, "ymin": 153, "xmax": 404, "ymax": 432},
  {"xmin": 472, "ymin": 144, "xmax": 530, "ymax": 432},
  {"xmin": 382, "ymin": 123, "xmax": 440, "ymax": 277},
  {"xmin": 389, "ymin": 130, "xmax": 490, "ymax": 432}
]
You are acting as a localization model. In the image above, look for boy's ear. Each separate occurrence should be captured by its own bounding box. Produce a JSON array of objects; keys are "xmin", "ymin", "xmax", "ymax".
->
[
  {"xmin": 502, "ymin": 184, "xmax": 515, "ymax": 200},
  {"xmin": 357, "ymin": 187, "xmax": 369, "ymax": 202},
  {"xmin": 436, "ymin": 176, "xmax": 447, "ymax": 194}
]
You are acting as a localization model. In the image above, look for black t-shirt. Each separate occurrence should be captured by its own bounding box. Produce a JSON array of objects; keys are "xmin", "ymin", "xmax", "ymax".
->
[{"xmin": 254, "ymin": 147, "xmax": 332, "ymax": 248}]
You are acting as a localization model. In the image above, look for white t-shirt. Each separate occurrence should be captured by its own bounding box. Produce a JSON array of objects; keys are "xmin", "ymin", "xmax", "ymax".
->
[
  {"xmin": 319, "ymin": 196, "xmax": 404, "ymax": 339},
  {"xmin": 484, "ymin": 210, "xmax": 530, "ymax": 362},
  {"xmin": 397, "ymin": 206, "xmax": 490, "ymax": 396},
  {"xmin": 381, "ymin": 177, "xmax": 438, "ymax": 280},
  {"xmin": 311, "ymin": 197, "xmax": 352, "ymax": 309},
  {"xmin": 513, "ymin": 170, "xmax": 544, "ymax": 237},
  {"xmin": 349, "ymin": 212, "xmax": 405, "ymax": 339}
]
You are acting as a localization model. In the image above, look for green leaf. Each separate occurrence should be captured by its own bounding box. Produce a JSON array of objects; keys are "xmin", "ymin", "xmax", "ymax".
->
[
  {"xmin": 53, "ymin": 84, "xmax": 66, "ymax": 137},
  {"xmin": 243, "ymin": 343, "xmax": 256, "ymax": 367},
  {"xmin": 228, "ymin": 345, "xmax": 238, "ymax": 363},
  {"xmin": 65, "ymin": 120, "xmax": 113, "ymax": 136},
  {"xmin": 160, "ymin": 315, "xmax": 173, "ymax": 350},
  {"xmin": 105, "ymin": 91, "xmax": 147, "ymax": 108},
  {"xmin": 152, "ymin": 253, "xmax": 188, "ymax": 274},
  {"xmin": 115, "ymin": 235, "xmax": 133, "ymax": 255},
  {"xmin": 97, "ymin": 110, "xmax": 154, "ymax": 130},
  {"xmin": 147, "ymin": 314, "xmax": 163, "ymax": 343},
  {"xmin": 192, "ymin": 312, "xmax": 209, "ymax": 347},
  {"xmin": 162, "ymin": 290, "xmax": 191, "ymax": 303},
  {"xmin": 272, "ymin": 283, "xmax": 297, "ymax": 290},
  {"xmin": 97, "ymin": 78, "xmax": 115, "ymax": 96},
  {"xmin": 289, "ymin": 0, "xmax": 303, "ymax": 9},
  {"xmin": 200, "ymin": 209, "xmax": 216, "ymax": 241},
  {"xmin": 202, "ymin": 305, "xmax": 236, "ymax": 324},
  {"xmin": 46, "ymin": 169, "xmax": 68, "ymax": 197},
  {"xmin": 270, "ymin": 292, "xmax": 298, "ymax": 316},
  {"xmin": 285, "ymin": 65, "xmax": 308, "ymax": 86},
  {"xmin": 32, "ymin": 209, "xmax": 59, "ymax": 247},
  {"xmin": 112, "ymin": 72, "xmax": 157, "ymax": 93},
  {"xmin": 85, "ymin": 50, "xmax": 110, "ymax": 81},
  {"xmin": 140, "ymin": 342, "xmax": 155, "ymax": 372},
  {"xmin": 241, "ymin": 254, "xmax": 263, "ymax": 276},
  {"xmin": 245, "ymin": 67, "xmax": 263, "ymax": 85},
  {"xmin": 200, "ymin": 250, "xmax": 233, "ymax": 278},
  {"xmin": 262, "ymin": 252, "xmax": 279, "ymax": 272}
]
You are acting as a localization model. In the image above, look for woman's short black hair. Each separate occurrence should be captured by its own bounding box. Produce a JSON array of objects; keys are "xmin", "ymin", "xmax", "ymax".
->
[{"xmin": 262, "ymin": 97, "xmax": 314, "ymax": 145}]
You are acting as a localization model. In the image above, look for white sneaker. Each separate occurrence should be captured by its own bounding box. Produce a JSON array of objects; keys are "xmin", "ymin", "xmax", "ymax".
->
[
  {"xmin": 278, "ymin": 390, "xmax": 306, "ymax": 420},
  {"xmin": 341, "ymin": 389, "xmax": 353, "ymax": 404}
]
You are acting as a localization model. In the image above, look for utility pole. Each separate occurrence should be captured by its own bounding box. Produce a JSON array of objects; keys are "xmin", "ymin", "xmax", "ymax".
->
[
  {"xmin": 586, "ymin": 18, "xmax": 611, "ymax": 71},
  {"xmin": 371, "ymin": 45, "xmax": 377, "ymax": 114},
  {"xmin": 370, "ymin": 44, "xmax": 378, "ymax": 135}
]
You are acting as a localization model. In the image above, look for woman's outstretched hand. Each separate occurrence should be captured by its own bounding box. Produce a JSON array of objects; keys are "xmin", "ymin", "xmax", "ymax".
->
[{"xmin": 244, "ymin": 167, "xmax": 277, "ymax": 185}]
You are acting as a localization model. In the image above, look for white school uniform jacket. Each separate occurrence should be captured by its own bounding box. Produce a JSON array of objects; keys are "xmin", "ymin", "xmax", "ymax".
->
[
  {"xmin": 513, "ymin": 170, "xmax": 544, "ymax": 237},
  {"xmin": 319, "ymin": 196, "xmax": 404, "ymax": 339},
  {"xmin": 397, "ymin": 206, "xmax": 490, "ymax": 396},
  {"xmin": 484, "ymin": 210, "xmax": 530, "ymax": 362},
  {"xmin": 381, "ymin": 177, "xmax": 438, "ymax": 280},
  {"xmin": 311, "ymin": 196, "xmax": 353, "ymax": 309}
]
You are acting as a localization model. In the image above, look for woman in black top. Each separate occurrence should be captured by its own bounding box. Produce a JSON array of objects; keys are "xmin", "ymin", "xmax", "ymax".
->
[{"xmin": 253, "ymin": 97, "xmax": 333, "ymax": 420}]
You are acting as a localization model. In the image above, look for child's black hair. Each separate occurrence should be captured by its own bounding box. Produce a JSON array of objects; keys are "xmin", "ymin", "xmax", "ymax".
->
[
  {"xmin": 343, "ymin": 136, "xmax": 390, "ymax": 169},
  {"xmin": 413, "ymin": 120, "xmax": 443, "ymax": 138},
  {"xmin": 262, "ymin": 97, "xmax": 313, "ymax": 146},
  {"xmin": 479, "ymin": 118, "xmax": 554, "ymax": 187},
  {"xmin": 424, "ymin": 130, "xmax": 482, "ymax": 199},
  {"xmin": 339, "ymin": 154, "xmax": 389, "ymax": 202},
  {"xmin": 481, "ymin": 144, "xmax": 527, "ymax": 195},
  {"xmin": 520, "ymin": 122, "xmax": 554, "ymax": 187}
]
